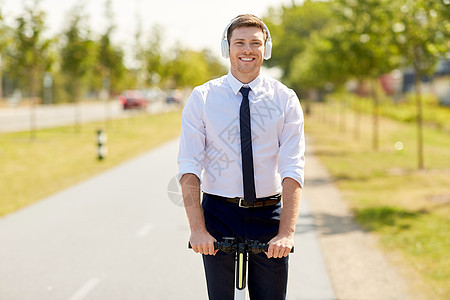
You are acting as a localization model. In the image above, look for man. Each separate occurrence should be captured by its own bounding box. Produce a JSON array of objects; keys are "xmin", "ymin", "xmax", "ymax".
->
[{"xmin": 178, "ymin": 14, "xmax": 305, "ymax": 300}]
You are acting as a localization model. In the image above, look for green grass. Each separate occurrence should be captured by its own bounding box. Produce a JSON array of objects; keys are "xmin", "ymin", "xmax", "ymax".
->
[
  {"xmin": 331, "ymin": 92, "xmax": 450, "ymax": 132},
  {"xmin": 0, "ymin": 110, "xmax": 182, "ymax": 217},
  {"xmin": 306, "ymin": 103, "xmax": 450, "ymax": 299}
]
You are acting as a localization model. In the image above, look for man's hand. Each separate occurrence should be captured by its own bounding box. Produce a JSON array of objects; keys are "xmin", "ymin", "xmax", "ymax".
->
[
  {"xmin": 180, "ymin": 174, "xmax": 217, "ymax": 256},
  {"xmin": 190, "ymin": 230, "xmax": 218, "ymax": 256},
  {"xmin": 266, "ymin": 234, "xmax": 294, "ymax": 258}
]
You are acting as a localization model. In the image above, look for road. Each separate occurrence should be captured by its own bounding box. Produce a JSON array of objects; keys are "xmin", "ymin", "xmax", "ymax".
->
[
  {"xmin": 0, "ymin": 100, "xmax": 171, "ymax": 133},
  {"xmin": 0, "ymin": 139, "xmax": 335, "ymax": 300}
]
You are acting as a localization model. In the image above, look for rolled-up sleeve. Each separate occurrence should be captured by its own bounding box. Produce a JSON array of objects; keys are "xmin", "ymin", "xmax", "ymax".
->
[
  {"xmin": 177, "ymin": 88, "xmax": 206, "ymax": 182},
  {"xmin": 278, "ymin": 92, "xmax": 305, "ymax": 188}
]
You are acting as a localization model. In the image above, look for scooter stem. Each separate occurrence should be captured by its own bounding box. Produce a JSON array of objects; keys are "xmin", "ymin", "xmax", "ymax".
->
[{"xmin": 236, "ymin": 243, "xmax": 247, "ymax": 290}]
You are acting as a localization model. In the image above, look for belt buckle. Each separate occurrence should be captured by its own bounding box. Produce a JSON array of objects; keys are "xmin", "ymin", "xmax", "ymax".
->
[{"xmin": 238, "ymin": 198, "xmax": 248, "ymax": 208}]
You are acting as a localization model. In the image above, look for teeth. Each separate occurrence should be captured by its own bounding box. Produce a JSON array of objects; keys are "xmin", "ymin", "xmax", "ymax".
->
[{"xmin": 241, "ymin": 58, "xmax": 253, "ymax": 61}]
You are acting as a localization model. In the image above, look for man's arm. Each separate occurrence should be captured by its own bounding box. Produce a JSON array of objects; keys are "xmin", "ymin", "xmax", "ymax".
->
[
  {"xmin": 268, "ymin": 88, "xmax": 305, "ymax": 258},
  {"xmin": 180, "ymin": 173, "xmax": 217, "ymax": 255},
  {"xmin": 267, "ymin": 177, "xmax": 302, "ymax": 258}
]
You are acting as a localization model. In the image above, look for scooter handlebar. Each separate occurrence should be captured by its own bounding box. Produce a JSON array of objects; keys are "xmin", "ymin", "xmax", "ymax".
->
[{"xmin": 188, "ymin": 240, "xmax": 294, "ymax": 254}]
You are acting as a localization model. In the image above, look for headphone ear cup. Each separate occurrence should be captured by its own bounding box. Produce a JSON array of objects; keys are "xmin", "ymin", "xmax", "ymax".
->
[
  {"xmin": 221, "ymin": 40, "xmax": 230, "ymax": 59},
  {"xmin": 264, "ymin": 40, "xmax": 272, "ymax": 60}
]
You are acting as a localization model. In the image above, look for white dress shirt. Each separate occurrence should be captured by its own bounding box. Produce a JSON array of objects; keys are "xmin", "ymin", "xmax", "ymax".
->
[{"xmin": 178, "ymin": 72, "xmax": 305, "ymax": 198}]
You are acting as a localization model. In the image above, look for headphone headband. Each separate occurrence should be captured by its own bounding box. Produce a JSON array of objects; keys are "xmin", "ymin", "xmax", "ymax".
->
[{"xmin": 220, "ymin": 16, "xmax": 272, "ymax": 60}]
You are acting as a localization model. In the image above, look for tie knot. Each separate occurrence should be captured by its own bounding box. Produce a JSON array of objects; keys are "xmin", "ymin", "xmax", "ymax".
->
[{"xmin": 240, "ymin": 86, "xmax": 250, "ymax": 98}]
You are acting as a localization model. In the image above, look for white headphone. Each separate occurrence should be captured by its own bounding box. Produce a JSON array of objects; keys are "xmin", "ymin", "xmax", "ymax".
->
[{"xmin": 221, "ymin": 17, "xmax": 272, "ymax": 60}]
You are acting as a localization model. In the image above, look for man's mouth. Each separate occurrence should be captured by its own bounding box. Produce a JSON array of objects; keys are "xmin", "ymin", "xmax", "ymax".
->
[{"xmin": 240, "ymin": 57, "xmax": 254, "ymax": 62}]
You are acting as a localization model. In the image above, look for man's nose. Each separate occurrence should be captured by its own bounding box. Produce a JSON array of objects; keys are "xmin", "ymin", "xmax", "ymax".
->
[{"xmin": 242, "ymin": 43, "xmax": 252, "ymax": 53}]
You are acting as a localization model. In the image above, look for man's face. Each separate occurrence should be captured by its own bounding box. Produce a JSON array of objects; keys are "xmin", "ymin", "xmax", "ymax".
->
[{"xmin": 229, "ymin": 26, "xmax": 265, "ymax": 83}]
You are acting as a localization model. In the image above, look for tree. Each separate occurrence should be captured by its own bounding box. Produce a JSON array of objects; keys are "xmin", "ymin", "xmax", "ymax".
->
[
  {"xmin": 133, "ymin": 2, "xmax": 145, "ymax": 89},
  {"xmin": 9, "ymin": 1, "xmax": 51, "ymax": 99},
  {"xmin": 61, "ymin": 9, "xmax": 96, "ymax": 102},
  {"xmin": 8, "ymin": 1, "xmax": 51, "ymax": 139},
  {"xmin": 287, "ymin": 30, "xmax": 349, "ymax": 116},
  {"xmin": 143, "ymin": 24, "xmax": 165, "ymax": 86},
  {"xmin": 96, "ymin": 0, "xmax": 126, "ymax": 97},
  {"xmin": 0, "ymin": 7, "xmax": 8, "ymax": 101},
  {"xmin": 166, "ymin": 48, "xmax": 226, "ymax": 88},
  {"xmin": 329, "ymin": 0, "xmax": 400, "ymax": 150},
  {"xmin": 391, "ymin": 0, "xmax": 449, "ymax": 169},
  {"xmin": 203, "ymin": 49, "xmax": 228, "ymax": 80},
  {"xmin": 263, "ymin": 0, "xmax": 333, "ymax": 80},
  {"xmin": 263, "ymin": 1, "xmax": 339, "ymax": 118},
  {"xmin": 60, "ymin": 7, "xmax": 96, "ymax": 131}
]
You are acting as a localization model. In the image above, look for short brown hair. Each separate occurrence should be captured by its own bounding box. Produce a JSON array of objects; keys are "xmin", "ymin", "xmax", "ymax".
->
[{"xmin": 227, "ymin": 14, "xmax": 268, "ymax": 42}]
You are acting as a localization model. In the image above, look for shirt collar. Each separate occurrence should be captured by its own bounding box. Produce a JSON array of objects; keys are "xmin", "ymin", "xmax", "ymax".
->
[{"xmin": 227, "ymin": 71, "xmax": 264, "ymax": 96}]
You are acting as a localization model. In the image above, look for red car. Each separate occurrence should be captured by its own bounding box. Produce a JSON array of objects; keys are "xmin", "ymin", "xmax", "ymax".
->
[{"xmin": 118, "ymin": 90, "xmax": 148, "ymax": 110}]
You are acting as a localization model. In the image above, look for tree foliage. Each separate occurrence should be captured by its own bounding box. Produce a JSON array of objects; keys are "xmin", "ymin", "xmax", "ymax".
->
[
  {"xmin": 1, "ymin": 2, "xmax": 226, "ymax": 104},
  {"xmin": 139, "ymin": 25, "xmax": 227, "ymax": 89},
  {"xmin": 143, "ymin": 24, "xmax": 165, "ymax": 86},
  {"xmin": 331, "ymin": 0, "xmax": 401, "ymax": 79},
  {"xmin": 263, "ymin": 0, "xmax": 333, "ymax": 80},
  {"xmin": 8, "ymin": 2, "xmax": 50, "ymax": 98},
  {"xmin": 263, "ymin": 0, "xmax": 449, "ymax": 167},
  {"xmin": 60, "ymin": 8, "xmax": 96, "ymax": 102},
  {"xmin": 0, "ymin": 7, "xmax": 10, "ymax": 99},
  {"xmin": 95, "ymin": 0, "xmax": 126, "ymax": 95},
  {"xmin": 287, "ymin": 30, "xmax": 348, "ymax": 94},
  {"xmin": 392, "ymin": 0, "xmax": 449, "ymax": 76},
  {"xmin": 264, "ymin": 0, "xmax": 448, "ymax": 93},
  {"xmin": 166, "ymin": 48, "xmax": 226, "ymax": 88}
]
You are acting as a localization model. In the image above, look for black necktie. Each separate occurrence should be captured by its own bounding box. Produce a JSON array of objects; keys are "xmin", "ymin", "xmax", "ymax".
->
[{"xmin": 239, "ymin": 86, "xmax": 256, "ymax": 204}]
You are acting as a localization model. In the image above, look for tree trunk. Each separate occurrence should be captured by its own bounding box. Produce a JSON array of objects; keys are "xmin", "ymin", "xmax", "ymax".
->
[
  {"xmin": 353, "ymin": 80, "xmax": 363, "ymax": 140},
  {"xmin": 371, "ymin": 78, "xmax": 379, "ymax": 151},
  {"xmin": 73, "ymin": 78, "xmax": 82, "ymax": 133},
  {"xmin": 414, "ymin": 73, "xmax": 424, "ymax": 170},
  {"xmin": 353, "ymin": 103, "xmax": 361, "ymax": 140},
  {"xmin": 29, "ymin": 68, "xmax": 37, "ymax": 141}
]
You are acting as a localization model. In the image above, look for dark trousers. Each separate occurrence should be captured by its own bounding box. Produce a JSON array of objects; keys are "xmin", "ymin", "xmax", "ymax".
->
[{"xmin": 201, "ymin": 193, "xmax": 289, "ymax": 300}]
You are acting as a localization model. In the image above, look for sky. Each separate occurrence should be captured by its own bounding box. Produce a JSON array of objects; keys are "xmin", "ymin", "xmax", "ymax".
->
[{"xmin": 2, "ymin": 0, "xmax": 298, "ymax": 60}]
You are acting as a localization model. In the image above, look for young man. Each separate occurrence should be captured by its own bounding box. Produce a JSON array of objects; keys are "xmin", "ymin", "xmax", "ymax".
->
[{"xmin": 178, "ymin": 14, "xmax": 305, "ymax": 300}]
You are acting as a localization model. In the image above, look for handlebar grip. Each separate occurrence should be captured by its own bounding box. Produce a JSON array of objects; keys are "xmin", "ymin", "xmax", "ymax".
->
[
  {"xmin": 188, "ymin": 242, "xmax": 220, "ymax": 249},
  {"xmin": 249, "ymin": 243, "xmax": 294, "ymax": 254}
]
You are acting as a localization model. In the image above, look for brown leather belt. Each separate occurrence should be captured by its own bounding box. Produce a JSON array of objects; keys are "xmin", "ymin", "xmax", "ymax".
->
[{"xmin": 204, "ymin": 193, "xmax": 281, "ymax": 208}]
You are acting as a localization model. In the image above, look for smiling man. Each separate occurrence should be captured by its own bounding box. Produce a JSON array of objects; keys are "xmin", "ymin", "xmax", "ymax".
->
[
  {"xmin": 178, "ymin": 14, "xmax": 305, "ymax": 300},
  {"xmin": 229, "ymin": 26, "xmax": 264, "ymax": 82}
]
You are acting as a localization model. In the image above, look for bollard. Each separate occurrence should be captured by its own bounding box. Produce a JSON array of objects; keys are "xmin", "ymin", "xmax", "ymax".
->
[{"xmin": 97, "ymin": 129, "xmax": 108, "ymax": 160}]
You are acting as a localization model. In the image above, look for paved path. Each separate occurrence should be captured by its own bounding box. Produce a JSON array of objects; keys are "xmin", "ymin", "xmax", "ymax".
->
[
  {"xmin": 0, "ymin": 139, "xmax": 204, "ymax": 299},
  {"xmin": 0, "ymin": 138, "xmax": 335, "ymax": 299}
]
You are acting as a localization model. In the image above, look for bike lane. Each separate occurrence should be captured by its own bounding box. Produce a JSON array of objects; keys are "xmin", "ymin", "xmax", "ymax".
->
[{"xmin": 0, "ymin": 138, "xmax": 335, "ymax": 299}]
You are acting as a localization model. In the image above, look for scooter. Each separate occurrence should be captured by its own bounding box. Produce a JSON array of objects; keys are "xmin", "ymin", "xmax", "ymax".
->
[{"xmin": 189, "ymin": 237, "xmax": 294, "ymax": 300}]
